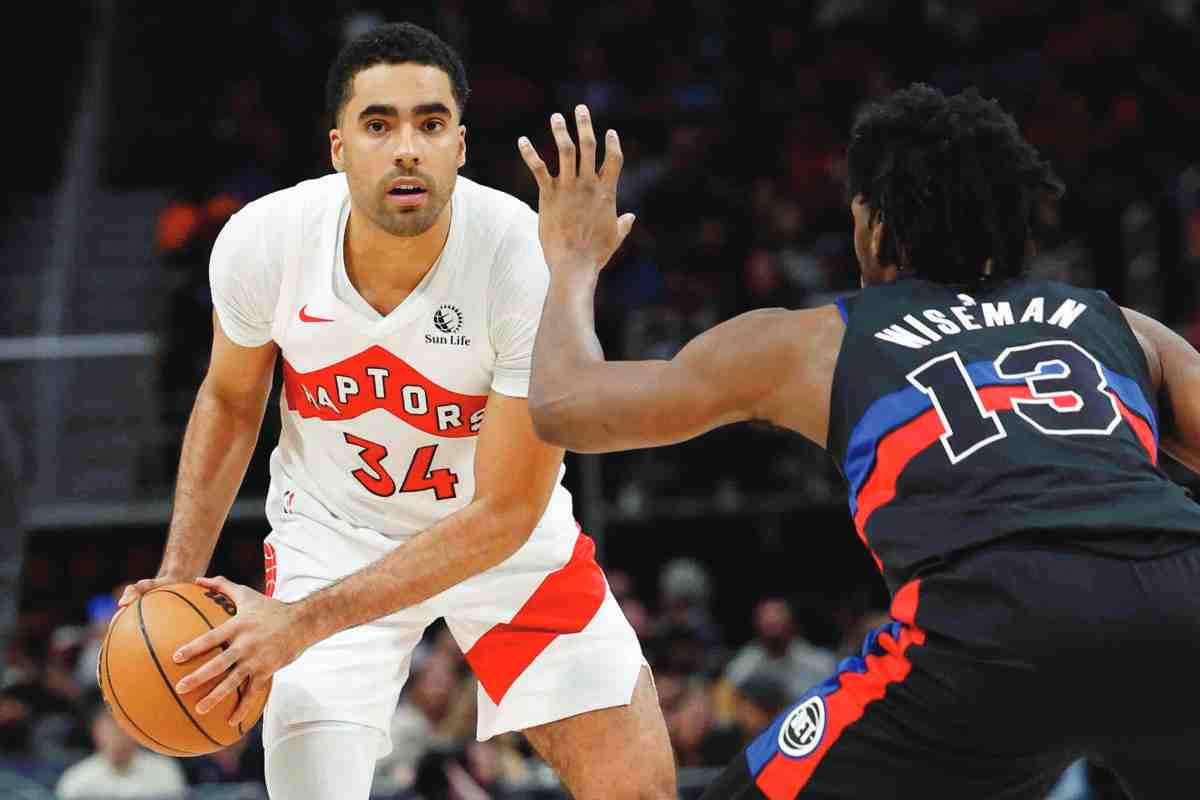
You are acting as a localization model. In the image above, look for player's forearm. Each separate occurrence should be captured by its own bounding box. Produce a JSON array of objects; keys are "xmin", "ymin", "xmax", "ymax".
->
[
  {"xmin": 531, "ymin": 269, "xmax": 606, "ymax": 389},
  {"xmin": 158, "ymin": 382, "xmax": 268, "ymax": 578},
  {"xmin": 530, "ymin": 272, "xmax": 681, "ymax": 452},
  {"xmin": 292, "ymin": 498, "xmax": 536, "ymax": 643}
]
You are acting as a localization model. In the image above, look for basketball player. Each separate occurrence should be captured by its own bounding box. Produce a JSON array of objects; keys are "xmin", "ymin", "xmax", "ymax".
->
[
  {"xmin": 119, "ymin": 22, "xmax": 674, "ymax": 800},
  {"xmin": 519, "ymin": 87, "xmax": 1200, "ymax": 797}
]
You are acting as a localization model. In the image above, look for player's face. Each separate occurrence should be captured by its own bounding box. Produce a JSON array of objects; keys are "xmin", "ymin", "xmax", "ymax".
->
[
  {"xmin": 330, "ymin": 63, "xmax": 466, "ymax": 238},
  {"xmin": 851, "ymin": 195, "xmax": 896, "ymax": 287}
]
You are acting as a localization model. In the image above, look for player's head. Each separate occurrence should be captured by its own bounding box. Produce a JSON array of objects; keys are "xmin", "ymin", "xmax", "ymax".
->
[
  {"xmin": 846, "ymin": 83, "xmax": 1063, "ymax": 287},
  {"xmin": 327, "ymin": 22, "xmax": 470, "ymax": 238}
]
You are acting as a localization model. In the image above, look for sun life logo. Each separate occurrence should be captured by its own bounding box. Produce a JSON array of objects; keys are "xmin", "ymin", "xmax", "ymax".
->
[
  {"xmin": 433, "ymin": 304, "xmax": 463, "ymax": 334},
  {"xmin": 778, "ymin": 696, "xmax": 826, "ymax": 758}
]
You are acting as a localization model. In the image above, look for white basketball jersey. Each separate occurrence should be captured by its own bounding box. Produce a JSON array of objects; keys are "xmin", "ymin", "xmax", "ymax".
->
[{"xmin": 209, "ymin": 173, "xmax": 575, "ymax": 539}]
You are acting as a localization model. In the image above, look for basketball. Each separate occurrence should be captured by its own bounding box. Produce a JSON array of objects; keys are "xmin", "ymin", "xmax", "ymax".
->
[{"xmin": 98, "ymin": 583, "xmax": 270, "ymax": 756}]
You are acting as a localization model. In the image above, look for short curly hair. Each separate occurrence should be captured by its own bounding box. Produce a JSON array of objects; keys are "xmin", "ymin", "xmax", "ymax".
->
[
  {"xmin": 846, "ymin": 83, "xmax": 1063, "ymax": 283},
  {"xmin": 325, "ymin": 22, "xmax": 470, "ymax": 129}
]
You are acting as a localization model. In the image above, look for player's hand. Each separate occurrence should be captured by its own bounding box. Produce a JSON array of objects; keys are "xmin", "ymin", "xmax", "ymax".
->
[
  {"xmin": 171, "ymin": 576, "xmax": 309, "ymax": 726},
  {"xmin": 517, "ymin": 104, "xmax": 635, "ymax": 274},
  {"xmin": 117, "ymin": 575, "xmax": 192, "ymax": 608}
]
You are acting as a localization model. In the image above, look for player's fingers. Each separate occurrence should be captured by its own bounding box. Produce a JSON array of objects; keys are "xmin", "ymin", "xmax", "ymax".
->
[
  {"xmin": 228, "ymin": 676, "xmax": 267, "ymax": 727},
  {"xmin": 550, "ymin": 113, "xmax": 576, "ymax": 182},
  {"xmin": 194, "ymin": 665, "xmax": 246, "ymax": 716},
  {"xmin": 517, "ymin": 137, "xmax": 551, "ymax": 190},
  {"xmin": 575, "ymin": 105, "xmax": 597, "ymax": 178},
  {"xmin": 175, "ymin": 642, "xmax": 238, "ymax": 695},
  {"xmin": 617, "ymin": 213, "xmax": 637, "ymax": 247},
  {"xmin": 118, "ymin": 579, "xmax": 160, "ymax": 608},
  {"xmin": 195, "ymin": 575, "xmax": 242, "ymax": 606},
  {"xmin": 599, "ymin": 129, "xmax": 625, "ymax": 190},
  {"xmin": 173, "ymin": 619, "xmax": 236, "ymax": 665}
]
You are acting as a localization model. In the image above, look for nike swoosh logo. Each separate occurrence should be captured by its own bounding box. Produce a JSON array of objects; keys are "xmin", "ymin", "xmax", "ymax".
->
[{"xmin": 298, "ymin": 305, "xmax": 334, "ymax": 323}]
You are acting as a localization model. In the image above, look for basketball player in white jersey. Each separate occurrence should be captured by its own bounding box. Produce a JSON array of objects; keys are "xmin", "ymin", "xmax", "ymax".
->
[{"xmin": 118, "ymin": 22, "xmax": 674, "ymax": 800}]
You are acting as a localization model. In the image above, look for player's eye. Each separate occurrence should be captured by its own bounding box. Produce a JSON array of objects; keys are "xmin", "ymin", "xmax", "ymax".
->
[
  {"xmin": 366, "ymin": 120, "xmax": 387, "ymax": 134},
  {"xmin": 423, "ymin": 119, "xmax": 445, "ymax": 133}
]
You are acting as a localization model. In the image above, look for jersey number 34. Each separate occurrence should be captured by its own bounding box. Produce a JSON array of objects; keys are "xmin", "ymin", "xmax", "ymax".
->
[
  {"xmin": 342, "ymin": 434, "xmax": 459, "ymax": 500},
  {"xmin": 906, "ymin": 340, "xmax": 1122, "ymax": 464}
]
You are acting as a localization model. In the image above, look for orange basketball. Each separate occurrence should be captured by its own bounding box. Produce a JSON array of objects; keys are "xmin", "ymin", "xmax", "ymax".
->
[{"xmin": 98, "ymin": 583, "xmax": 270, "ymax": 756}]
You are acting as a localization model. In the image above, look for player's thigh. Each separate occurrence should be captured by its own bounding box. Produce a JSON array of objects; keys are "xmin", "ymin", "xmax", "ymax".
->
[
  {"xmin": 521, "ymin": 666, "xmax": 674, "ymax": 800},
  {"xmin": 265, "ymin": 544, "xmax": 431, "ymax": 753}
]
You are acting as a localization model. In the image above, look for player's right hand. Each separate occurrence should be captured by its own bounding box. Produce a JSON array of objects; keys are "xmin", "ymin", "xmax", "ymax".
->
[
  {"xmin": 517, "ymin": 104, "xmax": 634, "ymax": 276},
  {"xmin": 117, "ymin": 576, "xmax": 190, "ymax": 608}
]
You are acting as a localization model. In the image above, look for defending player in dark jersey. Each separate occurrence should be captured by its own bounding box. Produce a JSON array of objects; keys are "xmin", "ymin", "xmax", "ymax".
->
[{"xmin": 518, "ymin": 87, "xmax": 1200, "ymax": 798}]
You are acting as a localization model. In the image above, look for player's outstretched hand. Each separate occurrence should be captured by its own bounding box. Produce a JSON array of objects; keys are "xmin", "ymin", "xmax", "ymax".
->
[
  {"xmin": 517, "ymin": 104, "xmax": 635, "ymax": 274},
  {"xmin": 171, "ymin": 575, "xmax": 310, "ymax": 727}
]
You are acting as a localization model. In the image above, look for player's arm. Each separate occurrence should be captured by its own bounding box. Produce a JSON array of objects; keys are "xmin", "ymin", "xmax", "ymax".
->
[
  {"xmin": 121, "ymin": 197, "xmax": 281, "ymax": 606},
  {"xmin": 132, "ymin": 316, "xmax": 277, "ymax": 600},
  {"xmin": 1122, "ymin": 307, "xmax": 1200, "ymax": 473},
  {"xmin": 531, "ymin": 299, "xmax": 838, "ymax": 452},
  {"xmin": 518, "ymin": 105, "xmax": 837, "ymax": 452}
]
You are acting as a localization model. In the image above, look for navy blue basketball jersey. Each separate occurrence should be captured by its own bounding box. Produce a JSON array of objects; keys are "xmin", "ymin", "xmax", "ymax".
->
[{"xmin": 827, "ymin": 277, "xmax": 1200, "ymax": 591}]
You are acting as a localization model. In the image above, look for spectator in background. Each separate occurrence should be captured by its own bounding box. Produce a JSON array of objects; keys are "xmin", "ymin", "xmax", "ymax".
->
[
  {"xmin": 71, "ymin": 593, "xmax": 118, "ymax": 693},
  {"xmin": 0, "ymin": 686, "xmax": 62, "ymax": 789},
  {"xmin": 55, "ymin": 701, "xmax": 185, "ymax": 800},
  {"xmin": 412, "ymin": 739, "xmax": 521, "ymax": 800},
  {"xmin": 182, "ymin": 724, "xmax": 264, "ymax": 786},
  {"xmin": 667, "ymin": 680, "xmax": 742, "ymax": 769},
  {"xmin": 655, "ymin": 558, "xmax": 724, "ymax": 653},
  {"xmin": 728, "ymin": 667, "xmax": 792, "ymax": 747},
  {"xmin": 719, "ymin": 598, "xmax": 836, "ymax": 705},
  {"xmin": 0, "ymin": 647, "xmax": 81, "ymax": 785},
  {"xmin": 375, "ymin": 648, "xmax": 463, "ymax": 793}
]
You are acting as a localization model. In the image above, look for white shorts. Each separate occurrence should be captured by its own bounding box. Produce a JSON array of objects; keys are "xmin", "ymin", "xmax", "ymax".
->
[{"xmin": 259, "ymin": 484, "xmax": 646, "ymax": 758}]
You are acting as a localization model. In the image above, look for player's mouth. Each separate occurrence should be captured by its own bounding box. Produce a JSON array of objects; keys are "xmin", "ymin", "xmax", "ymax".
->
[{"xmin": 386, "ymin": 179, "xmax": 429, "ymax": 208}]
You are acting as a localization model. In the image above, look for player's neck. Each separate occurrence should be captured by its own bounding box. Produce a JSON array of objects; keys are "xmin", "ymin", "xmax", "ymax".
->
[{"xmin": 343, "ymin": 202, "xmax": 452, "ymax": 314}]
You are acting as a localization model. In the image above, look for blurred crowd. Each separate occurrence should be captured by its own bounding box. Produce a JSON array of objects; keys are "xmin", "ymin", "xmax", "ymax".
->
[
  {"xmin": 8, "ymin": 0, "xmax": 1200, "ymax": 798},
  {"xmin": 0, "ymin": 558, "xmax": 891, "ymax": 799},
  {"xmin": 139, "ymin": 0, "xmax": 1200, "ymax": 502}
]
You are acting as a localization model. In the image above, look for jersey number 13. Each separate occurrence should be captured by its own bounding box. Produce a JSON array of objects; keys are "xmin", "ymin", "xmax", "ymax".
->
[{"xmin": 906, "ymin": 340, "xmax": 1122, "ymax": 464}]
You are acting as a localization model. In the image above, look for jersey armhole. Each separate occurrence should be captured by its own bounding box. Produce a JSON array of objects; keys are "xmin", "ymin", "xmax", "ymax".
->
[{"xmin": 834, "ymin": 295, "xmax": 851, "ymax": 325}]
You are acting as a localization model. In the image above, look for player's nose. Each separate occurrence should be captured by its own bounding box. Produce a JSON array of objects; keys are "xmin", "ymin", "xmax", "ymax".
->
[{"xmin": 392, "ymin": 125, "xmax": 420, "ymax": 167}]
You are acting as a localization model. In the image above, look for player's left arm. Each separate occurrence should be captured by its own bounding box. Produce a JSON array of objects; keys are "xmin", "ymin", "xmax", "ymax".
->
[
  {"xmin": 519, "ymin": 105, "xmax": 838, "ymax": 453},
  {"xmin": 1122, "ymin": 306, "xmax": 1200, "ymax": 473},
  {"xmin": 171, "ymin": 391, "xmax": 565, "ymax": 723}
]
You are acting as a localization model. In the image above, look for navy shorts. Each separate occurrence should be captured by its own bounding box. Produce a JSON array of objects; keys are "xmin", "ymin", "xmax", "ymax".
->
[{"xmin": 701, "ymin": 541, "xmax": 1200, "ymax": 799}]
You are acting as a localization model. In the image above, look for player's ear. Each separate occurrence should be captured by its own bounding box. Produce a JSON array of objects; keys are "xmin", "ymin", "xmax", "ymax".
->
[
  {"xmin": 870, "ymin": 210, "xmax": 885, "ymax": 260},
  {"xmin": 457, "ymin": 125, "xmax": 467, "ymax": 169},
  {"xmin": 330, "ymin": 128, "xmax": 345, "ymax": 173}
]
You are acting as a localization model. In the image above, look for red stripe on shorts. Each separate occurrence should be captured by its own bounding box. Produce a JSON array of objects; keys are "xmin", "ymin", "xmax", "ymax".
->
[
  {"xmin": 466, "ymin": 533, "xmax": 606, "ymax": 705},
  {"xmin": 755, "ymin": 581, "xmax": 925, "ymax": 798}
]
